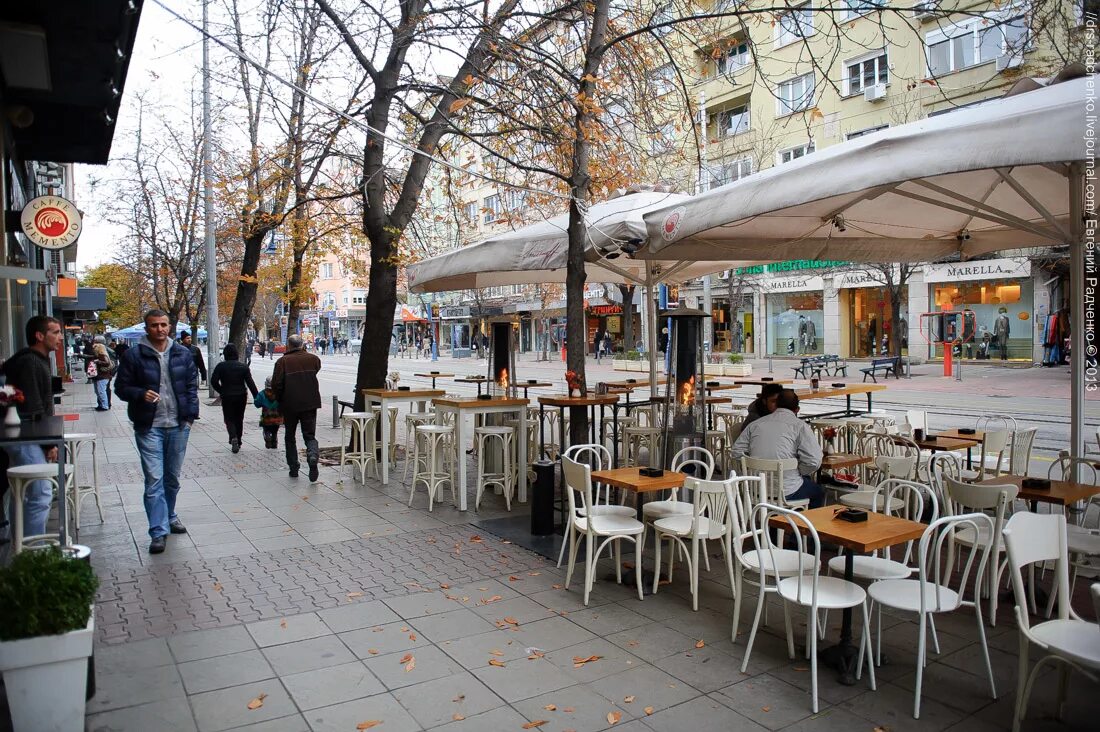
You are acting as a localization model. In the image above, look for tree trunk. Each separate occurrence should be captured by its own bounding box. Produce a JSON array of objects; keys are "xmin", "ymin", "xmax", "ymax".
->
[
  {"xmin": 890, "ymin": 288, "xmax": 904, "ymax": 359},
  {"xmin": 227, "ymin": 229, "xmax": 267, "ymax": 355},
  {"xmin": 618, "ymin": 284, "xmax": 635, "ymax": 353},
  {"xmin": 353, "ymin": 235, "xmax": 398, "ymax": 409}
]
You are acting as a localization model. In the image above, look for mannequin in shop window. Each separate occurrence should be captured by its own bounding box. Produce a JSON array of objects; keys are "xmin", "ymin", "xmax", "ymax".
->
[
  {"xmin": 962, "ymin": 312, "xmax": 976, "ymax": 359},
  {"xmin": 994, "ymin": 307, "xmax": 1011, "ymax": 360},
  {"xmin": 798, "ymin": 315, "xmax": 817, "ymax": 354},
  {"xmin": 867, "ymin": 315, "xmax": 878, "ymax": 357}
]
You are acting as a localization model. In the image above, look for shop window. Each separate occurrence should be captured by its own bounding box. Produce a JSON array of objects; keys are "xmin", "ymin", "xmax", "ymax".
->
[
  {"xmin": 766, "ymin": 291, "xmax": 824, "ymax": 356},
  {"xmin": 848, "ymin": 286, "xmax": 909, "ymax": 358},
  {"xmin": 930, "ymin": 278, "xmax": 1033, "ymax": 360}
]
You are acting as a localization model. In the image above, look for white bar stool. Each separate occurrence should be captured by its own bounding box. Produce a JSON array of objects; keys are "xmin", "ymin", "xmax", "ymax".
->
[
  {"xmin": 64, "ymin": 432, "xmax": 103, "ymax": 529},
  {"xmin": 340, "ymin": 412, "xmax": 377, "ymax": 482},
  {"xmin": 410, "ymin": 424, "xmax": 455, "ymax": 511},
  {"xmin": 624, "ymin": 425, "xmax": 661, "ymax": 468},
  {"xmin": 404, "ymin": 411, "xmax": 436, "ymax": 479},
  {"xmin": 474, "ymin": 425, "xmax": 515, "ymax": 511},
  {"xmin": 369, "ymin": 406, "xmax": 399, "ymax": 468},
  {"xmin": 6, "ymin": 463, "xmax": 74, "ymax": 554}
]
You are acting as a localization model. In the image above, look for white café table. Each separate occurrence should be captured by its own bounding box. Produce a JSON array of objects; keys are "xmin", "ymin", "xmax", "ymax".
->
[
  {"xmin": 431, "ymin": 395, "xmax": 529, "ymax": 511},
  {"xmin": 362, "ymin": 388, "xmax": 445, "ymax": 487}
]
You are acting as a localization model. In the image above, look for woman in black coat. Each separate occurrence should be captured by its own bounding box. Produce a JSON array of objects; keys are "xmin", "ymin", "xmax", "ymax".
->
[{"xmin": 209, "ymin": 344, "xmax": 258, "ymax": 453}]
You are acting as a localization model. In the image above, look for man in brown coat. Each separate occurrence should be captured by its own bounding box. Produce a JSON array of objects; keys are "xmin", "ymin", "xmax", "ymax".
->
[{"xmin": 272, "ymin": 334, "xmax": 322, "ymax": 481}]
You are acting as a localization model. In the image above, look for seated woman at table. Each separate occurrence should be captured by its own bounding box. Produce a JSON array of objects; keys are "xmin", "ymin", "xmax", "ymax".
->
[
  {"xmin": 742, "ymin": 382, "xmax": 783, "ymax": 430},
  {"xmin": 731, "ymin": 389, "xmax": 824, "ymax": 508}
]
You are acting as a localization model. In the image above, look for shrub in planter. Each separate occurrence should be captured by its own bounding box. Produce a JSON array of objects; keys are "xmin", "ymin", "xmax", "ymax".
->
[
  {"xmin": 724, "ymin": 352, "xmax": 752, "ymax": 376},
  {"xmin": 0, "ymin": 547, "xmax": 99, "ymax": 732}
]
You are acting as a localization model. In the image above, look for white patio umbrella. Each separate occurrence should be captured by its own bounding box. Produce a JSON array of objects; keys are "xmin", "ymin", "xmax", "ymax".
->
[
  {"xmin": 641, "ymin": 70, "xmax": 1089, "ymax": 457},
  {"xmin": 407, "ymin": 190, "xmax": 768, "ymax": 387}
]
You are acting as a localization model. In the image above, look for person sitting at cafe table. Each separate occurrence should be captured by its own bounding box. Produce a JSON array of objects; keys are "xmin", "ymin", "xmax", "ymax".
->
[
  {"xmin": 742, "ymin": 382, "xmax": 784, "ymax": 430},
  {"xmin": 731, "ymin": 389, "xmax": 824, "ymax": 508}
]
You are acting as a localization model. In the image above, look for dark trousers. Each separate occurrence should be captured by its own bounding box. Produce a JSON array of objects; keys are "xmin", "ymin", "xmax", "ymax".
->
[
  {"xmin": 262, "ymin": 424, "xmax": 280, "ymax": 448},
  {"xmin": 787, "ymin": 475, "xmax": 825, "ymax": 509},
  {"xmin": 283, "ymin": 409, "xmax": 318, "ymax": 471},
  {"xmin": 221, "ymin": 394, "xmax": 247, "ymax": 442}
]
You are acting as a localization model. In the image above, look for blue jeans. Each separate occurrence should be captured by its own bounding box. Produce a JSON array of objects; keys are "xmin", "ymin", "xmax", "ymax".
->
[
  {"xmin": 135, "ymin": 424, "xmax": 191, "ymax": 538},
  {"xmin": 4, "ymin": 444, "xmax": 52, "ymax": 537},
  {"xmin": 787, "ymin": 475, "xmax": 825, "ymax": 509},
  {"xmin": 94, "ymin": 379, "xmax": 110, "ymax": 408}
]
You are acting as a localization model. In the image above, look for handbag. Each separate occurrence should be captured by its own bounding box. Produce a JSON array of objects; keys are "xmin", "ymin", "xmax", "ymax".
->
[{"xmin": 86, "ymin": 360, "xmax": 98, "ymax": 378}]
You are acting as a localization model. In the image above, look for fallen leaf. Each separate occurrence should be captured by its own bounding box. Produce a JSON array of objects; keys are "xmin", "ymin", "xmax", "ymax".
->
[
  {"xmin": 572, "ymin": 654, "xmax": 602, "ymax": 668},
  {"xmin": 551, "ymin": 584, "xmax": 563, "ymax": 590},
  {"xmin": 508, "ymin": 575, "xmax": 521, "ymax": 581},
  {"xmin": 404, "ymin": 657, "xmax": 416, "ymax": 672},
  {"xmin": 793, "ymin": 665, "xmax": 810, "ymax": 672},
  {"xmin": 695, "ymin": 639, "xmax": 705, "ymax": 649},
  {"xmin": 213, "ymin": 583, "xmax": 223, "ymax": 592},
  {"xmin": 469, "ymin": 535, "xmax": 483, "ymax": 543},
  {"xmin": 623, "ymin": 695, "xmax": 635, "ymax": 703},
  {"xmin": 484, "ymin": 595, "xmax": 503, "ymax": 603},
  {"xmin": 503, "ymin": 617, "xmax": 520, "ymax": 626},
  {"xmin": 246, "ymin": 693, "xmax": 266, "ymax": 710},
  {"xmin": 607, "ymin": 711, "xmax": 622, "ymax": 725},
  {"xmin": 399, "ymin": 653, "xmax": 413, "ymax": 664},
  {"xmin": 400, "ymin": 627, "xmax": 409, "ymax": 632},
  {"xmin": 528, "ymin": 571, "xmax": 540, "ymax": 576},
  {"xmin": 873, "ymin": 728, "xmax": 889, "ymax": 732},
  {"xmin": 347, "ymin": 592, "xmax": 364, "ymax": 599},
  {"xmin": 543, "ymin": 704, "xmax": 557, "ymax": 711},
  {"xmin": 488, "ymin": 659, "xmax": 506, "ymax": 667},
  {"xmin": 563, "ymin": 707, "xmax": 575, "ymax": 713},
  {"xmin": 368, "ymin": 649, "xmax": 379, "ymax": 655},
  {"xmin": 527, "ymin": 652, "xmax": 545, "ymax": 660},
  {"xmin": 762, "ymin": 706, "xmax": 772, "ymax": 713},
  {"xmin": 356, "ymin": 722, "xmax": 383, "ymax": 730},
  {"xmin": 452, "ymin": 713, "xmax": 465, "ymax": 721},
  {"xmin": 452, "ymin": 694, "xmax": 465, "ymax": 702},
  {"xmin": 644, "ymin": 706, "xmax": 655, "ymax": 715},
  {"xmin": 627, "ymin": 640, "xmax": 638, "ymax": 647},
  {"xmin": 502, "ymin": 539, "xmax": 513, "ymax": 544},
  {"xmin": 409, "ymin": 633, "xmax": 417, "ymax": 641},
  {"xmin": 279, "ymin": 619, "xmax": 287, "ymax": 629},
  {"xmin": 490, "ymin": 649, "xmax": 504, "ymax": 656},
  {"xmin": 522, "ymin": 721, "xmax": 548, "ymax": 729},
  {"xmin": 440, "ymin": 583, "xmax": 451, "ymax": 589}
]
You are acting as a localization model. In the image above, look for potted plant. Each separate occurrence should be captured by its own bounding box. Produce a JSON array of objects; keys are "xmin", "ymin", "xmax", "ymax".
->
[
  {"xmin": 625, "ymin": 350, "xmax": 644, "ymax": 372},
  {"xmin": 0, "ymin": 547, "xmax": 98, "ymax": 732},
  {"xmin": 724, "ymin": 352, "xmax": 753, "ymax": 377},
  {"xmin": 704, "ymin": 356, "xmax": 724, "ymax": 377}
]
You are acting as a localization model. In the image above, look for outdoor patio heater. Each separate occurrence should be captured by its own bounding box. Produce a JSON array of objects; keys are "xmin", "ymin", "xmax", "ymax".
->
[
  {"xmin": 487, "ymin": 321, "xmax": 517, "ymax": 398},
  {"xmin": 660, "ymin": 305, "xmax": 709, "ymax": 468}
]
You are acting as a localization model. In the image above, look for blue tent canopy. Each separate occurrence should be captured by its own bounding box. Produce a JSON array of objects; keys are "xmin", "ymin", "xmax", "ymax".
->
[{"xmin": 111, "ymin": 322, "xmax": 208, "ymax": 340}]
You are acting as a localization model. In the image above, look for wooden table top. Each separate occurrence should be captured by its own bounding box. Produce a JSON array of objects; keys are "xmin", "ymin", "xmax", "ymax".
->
[
  {"xmin": 733, "ymin": 378, "xmax": 793, "ymax": 386},
  {"xmin": 453, "ymin": 376, "xmax": 488, "ymax": 383},
  {"xmin": 821, "ymin": 453, "xmax": 873, "ymax": 470},
  {"xmin": 903, "ymin": 435, "xmax": 980, "ymax": 452},
  {"xmin": 538, "ymin": 394, "xmax": 620, "ymax": 407},
  {"xmin": 795, "ymin": 384, "xmax": 887, "ymax": 400},
  {"xmin": 363, "ymin": 388, "xmax": 445, "ymax": 399},
  {"xmin": 603, "ymin": 380, "xmax": 647, "ymax": 389},
  {"xmin": 937, "ymin": 428, "xmax": 987, "ymax": 442},
  {"xmin": 432, "ymin": 396, "xmax": 528, "ymax": 409},
  {"xmin": 414, "ymin": 372, "xmax": 454, "ymax": 378},
  {"xmin": 648, "ymin": 395, "xmax": 734, "ymax": 406},
  {"xmin": 771, "ymin": 506, "xmax": 926, "ymax": 554},
  {"xmin": 519, "ymin": 381, "xmax": 554, "ymax": 388},
  {"xmin": 590, "ymin": 467, "xmax": 685, "ymax": 493},
  {"xmin": 977, "ymin": 474, "xmax": 1100, "ymax": 505},
  {"xmin": 701, "ymin": 382, "xmax": 743, "ymax": 392}
]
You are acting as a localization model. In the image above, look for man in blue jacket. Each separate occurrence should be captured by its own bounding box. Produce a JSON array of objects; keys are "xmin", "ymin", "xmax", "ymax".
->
[{"xmin": 115, "ymin": 309, "xmax": 200, "ymax": 554}]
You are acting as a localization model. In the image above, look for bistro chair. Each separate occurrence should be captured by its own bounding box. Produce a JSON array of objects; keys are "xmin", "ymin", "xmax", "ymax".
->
[
  {"xmin": 555, "ymin": 444, "xmax": 633, "ymax": 569},
  {"xmin": 868, "ymin": 512, "xmax": 998, "ymax": 719},
  {"xmin": 741, "ymin": 456, "xmax": 807, "ymax": 511},
  {"xmin": 1003, "ymin": 512, "xmax": 1100, "ymax": 732},
  {"xmin": 1047, "ymin": 456, "xmax": 1100, "ymax": 614},
  {"xmin": 960, "ymin": 429, "xmax": 1010, "ymax": 482}
]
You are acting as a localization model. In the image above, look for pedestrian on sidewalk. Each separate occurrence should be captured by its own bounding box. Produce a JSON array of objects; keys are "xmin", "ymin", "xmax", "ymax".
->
[
  {"xmin": 91, "ymin": 335, "xmax": 115, "ymax": 411},
  {"xmin": 1, "ymin": 316, "xmax": 62, "ymax": 541},
  {"xmin": 180, "ymin": 332, "xmax": 207, "ymax": 385},
  {"xmin": 272, "ymin": 334, "xmax": 322, "ymax": 482},
  {"xmin": 254, "ymin": 377, "xmax": 283, "ymax": 448},
  {"xmin": 268, "ymin": 338, "xmax": 277, "ymax": 359},
  {"xmin": 114, "ymin": 309, "xmax": 200, "ymax": 554},
  {"xmin": 209, "ymin": 344, "xmax": 258, "ymax": 454}
]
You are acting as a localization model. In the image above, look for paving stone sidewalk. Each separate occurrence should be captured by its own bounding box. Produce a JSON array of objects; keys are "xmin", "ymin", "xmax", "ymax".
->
[{"xmin": 4, "ymin": 382, "xmax": 1094, "ymax": 731}]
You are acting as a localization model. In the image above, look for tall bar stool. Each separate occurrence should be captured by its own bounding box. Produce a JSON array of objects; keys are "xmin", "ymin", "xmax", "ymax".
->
[
  {"xmin": 368, "ymin": 405, "xmax": 399, "ymax": 468},
  {"xmin": 6, "ymin": 463, "xmax": 74, "ymax": 554},
  {"xmin": 603, "ymin": 414, "xmax": 636, "ymax": 462},
  {"xmin": 410, "ymin": 424, "xmax": 455, "ymax": 511},
  {"xmin": 474, "ymin": 425, "xmax": 515, "ymax": 511},
  {"xmin": 64, "ymin": 432, "xmax": 103, "ymax": 529},
  {"xmin": 404, "ymin": 411, "xmax": 436, "ymax": 479},
  {"xmin": 340, "ymin": 411, "xmax": 377, "ymax": 482},
  {"xmin": 624, "ymin": 424, "xmax": 661, "ymax": 468}
]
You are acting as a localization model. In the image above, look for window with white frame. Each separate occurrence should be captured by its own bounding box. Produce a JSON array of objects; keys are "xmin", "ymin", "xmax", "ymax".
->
[
  {"xmin": 463, "ymin": 201, "xmax": 477, "ymax": 224},
  {"xmin": 652, "ymin": 3, "xmax": 675, "ymax": 36},
  {"xmin": 650, "ymin": 64, "xmax": 676, "ymax": 95},
  {"xmin": 846, "ymin": 124, "xmax": 888, "ymax": 140},
  {"xmin": 776, "ymin": 73, "xmax": 815, "ymax": 115},
  {"xmin": 776, "ymin": 3, "xmax": 813, "ymax": 48},
  {"xmin": 483, "ymin": 194, "xmax": 503, "ymax": 223},
  {"xmin": 778, "ymin": 141, "xmax": 815, "ymax": 164},
  {"xmin": 844, "ymin": 51, "xmax": 888, "ymax": 96},
  {"xmin": 713, "ymin": 40, "xmax": 750, "ymax": 76},
  {"xmin": 841, "ymin": 0, "xmax": 885, "ymax": 21},
  {"xmin": 352, "ymin": 291, "xmax": 366, "ymax": 305},
  {"xmin": 711, "ymin": 104, "xmax": 750, "ymax": 137},
  {"xmin": 708, "ymin": 158, "xmax": 753, "ymax": 189},
  {"xmin": 321, "ymin": 263, "xmax": 334, "ymax": 279},
  {"xmin": 925, "ymin": 13, "xmax": 1029, "ymax": 76},
  {"xmin": 503, "ymin": 189, "xmax": 527, "ymax": 211},
  {"xmin": 649, "ymin": 123, "xmax": 677, "ymax": 154}
]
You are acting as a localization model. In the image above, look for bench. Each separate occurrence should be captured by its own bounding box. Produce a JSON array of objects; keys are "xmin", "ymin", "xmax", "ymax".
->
[
  {"xmin": 793, "ymin": 357, "xmax": 825, "ymax": 379},
  {"xmin": 821, "ymin": 354, "xmax": 848, "ymax": 377},
  {"xmin": 860, "ymin": 356, "xmax": 900, "ymax": 382}
]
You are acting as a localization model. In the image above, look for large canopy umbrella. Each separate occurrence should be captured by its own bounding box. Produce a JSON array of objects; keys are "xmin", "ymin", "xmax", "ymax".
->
[
  {"xmin": 641, "ymin": 70, "xmax": 1089, "ymax": 458},
  {"xmin": 407, "ymin": 190, "xmax": 767, "ymax": 387}
]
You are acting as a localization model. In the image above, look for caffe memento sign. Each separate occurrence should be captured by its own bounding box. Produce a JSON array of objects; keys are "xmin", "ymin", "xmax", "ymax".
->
[{"xmin": 20, "ymin": 196, "xmax": 82, "ymax": 250}]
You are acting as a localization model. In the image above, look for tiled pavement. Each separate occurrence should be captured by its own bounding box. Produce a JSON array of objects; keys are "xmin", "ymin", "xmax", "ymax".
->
[{"xmin": 5, "ymin": 382, "xmax": 1096, "ymax": 731}]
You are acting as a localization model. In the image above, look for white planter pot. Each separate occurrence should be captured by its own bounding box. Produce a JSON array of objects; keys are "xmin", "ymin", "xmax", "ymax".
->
[
  {"xmin": 0, "ymin": 611, "xmax": 93, "ymax": 732},
  {"xmin": 724, "ymin": 363, "xmax": 753, "ymax": 377},
  {"xmin": 611, "ymin": 359, "xmax": 627, "ymax": 371},
  {"xmin": 703, "ymin": 363, "xmax": 723, "ymax": 376}
]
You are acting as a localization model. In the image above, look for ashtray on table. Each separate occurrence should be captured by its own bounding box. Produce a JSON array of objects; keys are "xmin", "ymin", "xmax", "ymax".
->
[
  {"xmin": 476, "ymin": 394, "xmax": 493, "ymax": 400},
  {"xmin": 639, "ymin": 467, "xmax": 665, "ymax": 478},
  {"xmin": 1022, "ymin": 477, "xmax": 1052, "ymax": 490},
  {"xmin": 397, "ymin": 386, "xmax": 410, "ymax": 391},
  {"xmin": 958, "ymin": 428, "xmax": 977, "ymax": 435},
  {"xmin": 832, "ymin": 383, "xmax": 846, "ymax": 388},
  {"xmin": 527, "ymin": 379, "xmax": 538, "ymax": 384}
]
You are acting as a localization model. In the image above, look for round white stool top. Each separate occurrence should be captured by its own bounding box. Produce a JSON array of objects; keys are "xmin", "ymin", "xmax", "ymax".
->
[{"xmin": 8, "ymin": 463, "xmax": 74, "ymax": 479}]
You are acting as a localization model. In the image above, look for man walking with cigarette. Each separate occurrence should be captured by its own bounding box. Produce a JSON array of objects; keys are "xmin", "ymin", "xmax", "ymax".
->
[{"xmin": 115, "ymin": 309, "xmax": 200, "ymax": 554}]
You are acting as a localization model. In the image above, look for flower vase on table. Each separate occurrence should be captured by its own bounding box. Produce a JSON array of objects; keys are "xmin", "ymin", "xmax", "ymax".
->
[
  {"xmin": 565, "ymin": 370, "xmax": 583, "ymax": 398},
  {"xmin": 0, "ymin": 385, "xmax": 25, "ymax": 426}
]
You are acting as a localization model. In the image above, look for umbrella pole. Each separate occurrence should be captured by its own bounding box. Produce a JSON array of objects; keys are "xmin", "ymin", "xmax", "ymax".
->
[
  {"xmin": 1069, "ymin": 162, "xmax": 1085, "ymax": 467},
  {"xmin": 646, "ymin": 269, "xmax": 658, "ymax": 392}
]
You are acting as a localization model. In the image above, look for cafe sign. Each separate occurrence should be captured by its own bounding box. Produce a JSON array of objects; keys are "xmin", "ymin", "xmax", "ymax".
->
[
  {"xmin": 587, "ymin": 304, "xmax": 623, "ymax": 316},
  {"xmin": 759, "ymin": 275, "xmax": 824, "ymax": 293},
  {"xmin": 923, "ymin": 257, "xmax": 1031, "ymax": 284},
  {"xmin": 20, "ymin": 195, "xmax": 82, "ymax": 250}
]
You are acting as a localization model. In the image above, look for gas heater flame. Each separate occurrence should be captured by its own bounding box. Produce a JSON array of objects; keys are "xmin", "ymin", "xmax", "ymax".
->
[
  {"xmin": 499, "ymin": 368, "xmax": 509, "ymax": 391},
  {"xmin": 679, "ymin": 375, "xmax": 694, "ymax": 406}
]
